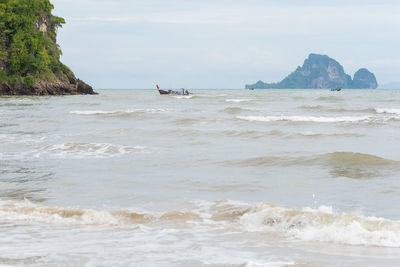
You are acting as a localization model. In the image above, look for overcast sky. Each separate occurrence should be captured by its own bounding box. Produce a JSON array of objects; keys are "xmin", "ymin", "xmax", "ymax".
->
[{"xmin": 52, "ymin": 0, "xmax": 400, "ymax": 89}]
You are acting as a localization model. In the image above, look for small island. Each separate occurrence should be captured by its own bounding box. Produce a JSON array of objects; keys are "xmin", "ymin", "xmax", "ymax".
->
[
  {"xmin": 0, "ymin": 0, "xmax": 95, "ymax": 95},
  {"xmin": 246, "ymin": 54, "xmax": 378, "ymax": 89}
]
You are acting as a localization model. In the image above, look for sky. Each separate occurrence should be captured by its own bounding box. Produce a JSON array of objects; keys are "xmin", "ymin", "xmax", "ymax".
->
[{"xmin": 52, "ymin": 0, "xmax": 400, "ymax": 89}]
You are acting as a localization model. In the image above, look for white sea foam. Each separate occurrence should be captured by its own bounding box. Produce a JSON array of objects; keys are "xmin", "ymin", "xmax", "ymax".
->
[
  {"xmin": 1, "ymin": 199, "xmax": 400, "ymax": 248},
  {"xmin": 37, "ymin": 143, "xmax": 146, "ymax": 158},
  {"xmin": 70, "ymin": 108, "xmax": 176, "ymax": 115},
  {"xmin": 0, "ymin": 200, "xmax": 136, "ymax": 226},
  {"xmin": 240, "ymin": 203, "xmax": 400, "ymax": 248},
  {"xmin": 237, "ymin": 115, "xmax": 372, "ymax": 123},
  {"xmin": 297, "ymin": 132, "xmax": 364, "ymax": 138},
  {"xmin": 226, "ymin": 99, "xmax": 252, "ymax": 103},
  {"xmin": 173, "ymin": 95, "xmax": 194, "ymax": 99},
  {"xmin": 299, "ymin": 131, "xmax": 319, "ymax": 136},
  {"xmin": 70, "ymin": 110, "xmax": 118, "ymax": 115},
  {"xmin": 375, "ymin": 108, "xmax": 400, "ymax": 115},
  {"xmin": 0, "ymin": 200, "xmax": 198, "ymax": 227}
]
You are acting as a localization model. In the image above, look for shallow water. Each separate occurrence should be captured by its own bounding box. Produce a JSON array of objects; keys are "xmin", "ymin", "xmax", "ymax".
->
[{"xmin": 1, "ymin": 89, "xmax": 400, "ymax": 266}]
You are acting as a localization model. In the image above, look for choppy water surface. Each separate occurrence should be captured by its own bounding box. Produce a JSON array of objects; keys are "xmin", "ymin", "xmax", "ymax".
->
[{"xmin": 1, "ymin": 89, "xmax": 400, "ymax": 266}]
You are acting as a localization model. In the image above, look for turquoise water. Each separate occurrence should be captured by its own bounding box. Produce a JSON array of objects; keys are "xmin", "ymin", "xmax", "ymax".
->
[{"xmin": 1, "ymin": 89, "xmax": 400, "ymax": 266}]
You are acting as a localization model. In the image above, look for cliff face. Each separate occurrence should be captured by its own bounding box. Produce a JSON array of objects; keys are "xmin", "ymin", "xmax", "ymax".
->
[
  {"xmin": 246, "ymin": 54, "xmax": 378, "ymax": 89},
  {"xmin": 0, "ymin": 0, "xmax": 96, "ymax": 95},
  {"xmin": 352, "ymin": 68, "xmax": 378, "ymax": 89}
]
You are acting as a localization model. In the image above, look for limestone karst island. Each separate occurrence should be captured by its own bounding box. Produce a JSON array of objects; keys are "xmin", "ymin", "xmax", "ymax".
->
[
  {"xmin": 0, "ymin": 0, "xmax": 95, "ymax": 95},
  {"xmin": 246, "ymin": 54, "xmax": 378, "ymax": 89}
]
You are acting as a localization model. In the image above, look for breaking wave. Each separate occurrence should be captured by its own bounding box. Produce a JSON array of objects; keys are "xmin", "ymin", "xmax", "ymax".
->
[
  {"xmin": 297, "ymin": 131, "xmax": 364, "ymax": 138},
  {"xmin": 225, "ymin": 99, "xmax": 252, "ymax": 103},
  {"xmin": 240, "ymin": 203, "xmax": 400, "ymax": 248},
  {"xmin": 0, "ymin": 200, "xmax": 200, "ymax": 227},
  {"xmin": 237, "ymin": 115, "xmax": 372, "ymax": 123},
  {"xmin": 37, "ymin": 143, "xmax": 146, "ymax": 158},
  {"xmin": 172, "ymin": 95, "xmax": 194, "ymax": 99},
  {"xmin": 70, "ymin": 109, "xmax": 176, "ymax": 116},
  {"xmin": 1, "ymin": 199, "xmax": 400, "ymax": 248}
]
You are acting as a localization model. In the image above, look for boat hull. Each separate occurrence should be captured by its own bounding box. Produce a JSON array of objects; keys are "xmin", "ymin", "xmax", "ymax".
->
[
  {"xmin": 158, "ymin": 89, "xmax": 171, "ymax": 95},
  {"xmin": 156, "ymin": 85, "xmax": 190, "ymax": 95}
]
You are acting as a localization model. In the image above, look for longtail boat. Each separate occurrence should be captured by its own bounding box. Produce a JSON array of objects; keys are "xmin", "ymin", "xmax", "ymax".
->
[{"xmin": 156, "ymin": 84, "xmax": 190, "ymax": 95}]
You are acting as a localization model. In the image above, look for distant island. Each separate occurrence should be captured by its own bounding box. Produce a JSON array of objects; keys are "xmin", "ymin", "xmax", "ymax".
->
[
  {"xmin": 246, "ymin": 54, "xmax": 378, "ymax": 89},
  {"xmin": 0, "ymin": 0, "xmax": 95, "ymax": 95}
]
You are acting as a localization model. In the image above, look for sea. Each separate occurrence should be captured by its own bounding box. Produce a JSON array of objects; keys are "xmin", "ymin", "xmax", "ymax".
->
[{"xmin": 1, "ymin": 89, "xmax": 400, "ymax": 266}]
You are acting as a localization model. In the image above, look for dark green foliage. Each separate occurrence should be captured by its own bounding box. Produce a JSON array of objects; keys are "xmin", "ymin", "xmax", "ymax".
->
[
  {"xmin": 0, "ymin": 70, "xmax": 6, "ymax": 82},
  {"xmin": 0, "ymin": 0, "xmax": 66, "ymax": 84},
  {"xmin": 23, "ymin": 75, "xmax": 36, "ymax": 86}
]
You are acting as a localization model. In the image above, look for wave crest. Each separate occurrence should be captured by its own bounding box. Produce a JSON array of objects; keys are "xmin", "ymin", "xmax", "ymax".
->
[
  {"xmin": 237, "ymin": 115, "xmax": 372, "ymax": 123},
  {"xmin": 1, "ymin": 199, "xmax": 400, "ymax": 247},
  {"xmin": 39, "ymin": 143, "xmax": 145, "ymax": 158},
  {"xmin": 222, "ymin": 152, "xmax": 400, "ymax": 178},
  {"xmin": 323, "ymin": 152, "xmax": 398, "ymax": 167},
  {"xmin": 70, "ymin": 109, "xmax": 175, "ymax": 117},
  {"xmin": 225, "ymin": 99, "xmax": 252, "ymax": 103},
  {"xmin": 240, "ymin": 203, "xmax": 400, "ymax": 247}
]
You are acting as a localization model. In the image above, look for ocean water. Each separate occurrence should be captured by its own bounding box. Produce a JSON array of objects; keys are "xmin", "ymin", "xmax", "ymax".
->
[{"xmin": 1, "ymin": 89, "xmax": 400, "ymax": 266}]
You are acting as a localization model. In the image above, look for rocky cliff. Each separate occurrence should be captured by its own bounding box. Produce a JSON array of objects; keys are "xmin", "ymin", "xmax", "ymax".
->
[
  {"xmin": 0, "ymin": 0, "xmax": 96, "ymax": 95},
  {"xmin": 246, "ymin": 54, "xmax": 378, "ymax": 89},
  {"xmin": 352, "ymin": 68, "xmax": 378, "ymax": 89}
]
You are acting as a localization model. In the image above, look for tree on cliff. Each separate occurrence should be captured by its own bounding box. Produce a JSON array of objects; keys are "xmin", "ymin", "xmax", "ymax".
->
[{"xmin": 0, "ymin": 0, "xmax": 94, "ymax": 95}]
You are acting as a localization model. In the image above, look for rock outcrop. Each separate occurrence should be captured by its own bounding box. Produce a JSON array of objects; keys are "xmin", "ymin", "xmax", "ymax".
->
[
  {"xmin": 0, "ymin": 0, "xmax": 96, "ymax": 96},
  {"xmin": 0, "ymin": 76, "xmax": 94, "ymax": 96},
  {"xmin": 246, "ymin": 54, "xmax": 378, "ymax": 89},
  {"xmin": 352, "ymin": 68, "xmax": 378, "ymax": 89}
]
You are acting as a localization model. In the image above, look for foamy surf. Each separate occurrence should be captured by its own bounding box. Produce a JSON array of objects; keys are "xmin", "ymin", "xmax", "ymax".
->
[
  {"xmin": 226, "ymin": 99, "xmax": 252, "ymax": 103},
  {"xmin": 237, "ymin": 115, "xmax": 373, "ymax": 123},
  {"xmin": 297, "ymin": 132, "xmax": 364, "ymax": 137},
  {"xmin": 4, "ymin": 89, "xmax": 400, "ymax": 265},
  {"xmin": 70, "ymin": 109, "xmax": 176, "ymax": 116},
  {"xmin": 240, "ymin": 203, "xmax": 400, "ymax": 248},
  {"xmin": 1, "ymin": 199, "xmax": 400, "ymax": 248},
  {"xmin": 0, "ymin": 200, "xmax": 199, "ymax": 227},
  {"xmin": 37, "ymin": 143, "xmax": 146, "ymax": 158},
  {"xmin": 172, "ymin": 95, "xmax": 194, "ymax": 99}
]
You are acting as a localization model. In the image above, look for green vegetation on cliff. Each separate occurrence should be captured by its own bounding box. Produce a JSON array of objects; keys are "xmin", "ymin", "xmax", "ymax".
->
[
  {"xmin": 0, "ymin": 0, "xmax": 67, "ymax": 85},
  {"xmin": 0, "ymin": 0, "xmax": 94, "ymax": 95}
]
